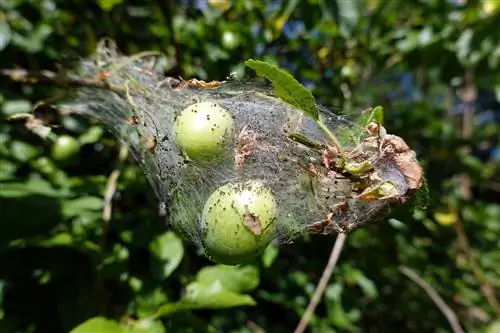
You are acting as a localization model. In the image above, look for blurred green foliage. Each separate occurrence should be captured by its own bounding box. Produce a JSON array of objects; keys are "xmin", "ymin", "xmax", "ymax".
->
[{"xmin": 1, "ymin": 0, "xmax": 500, "ymax": 332}]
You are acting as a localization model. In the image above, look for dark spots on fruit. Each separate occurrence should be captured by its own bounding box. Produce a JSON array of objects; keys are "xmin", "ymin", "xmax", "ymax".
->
[{"xmin": 129, "ymin": 115, "xmax": 140, "ymax": 125}]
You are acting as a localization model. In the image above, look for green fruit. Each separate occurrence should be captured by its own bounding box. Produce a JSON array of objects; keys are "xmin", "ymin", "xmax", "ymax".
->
[
  {"xmin": 51, "ymin": 135, "xmax": 80, "ymax": 164},
  {"xmin": 174, "ymin": 101, "xmax": 235, "ymax": 162},
  {"xmin": 201, "ymin": 180, "xmax": 278, "ymax": 265}
]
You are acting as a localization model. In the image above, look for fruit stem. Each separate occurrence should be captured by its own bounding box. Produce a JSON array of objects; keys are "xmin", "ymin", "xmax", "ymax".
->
[{"xmin": 316, "ymin": 120, "xmax": 345, "ymax": 158}]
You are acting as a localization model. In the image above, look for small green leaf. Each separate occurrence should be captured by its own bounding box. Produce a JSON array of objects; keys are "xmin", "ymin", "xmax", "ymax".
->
[
  {"xmin": 149, "ymin": 231, "xmax": 184, "ymax": 280},
  {"xmin": 184, "ymin": 280, "xmax": 256, "ymax": 307},
  {"xmin": 97, "ymin": 0, "xmax": 123, "ymax": 11},
  {"xmin": 494, "ymin": 84, "xmax": 500, "ymax": 103},
  {"xmin": 8, "ymin": 233, "xmax": 100, "ymax": 255},
  {"xmin": 153, "ymin": 281, "xmax": 256, "ymax": 318},
  {"xmin": 2, "ymin": 100, "xmax": 31, "ymax": 116},
  {"xmin": 135, "ymin": 288, "xmax": 167, "ymax": 318},
  {"xmin": 40, "ymin": 233, "xmax": 100, "ymax": 252},
  {"xmin": 62, "ymin": 197, "xmax": 103, "ymax": 218},
  {"xmin": 245, "ymin": 59, "xmax": 319, "ymax": 120},
  {"xmin": 0, "ymin": 159, "xmax": 16, "ymax": 180},
  {"xmin": 486, "ymin": 320, "xmax": 500, "ymax": 333},
  {"xmin": 0, "ymin": 178, "xmax": 72, "ymax": 198},
  {"xmin": 9, "ymin": 140, "xmax": 40, "ymax": 162},
  {"xmin": 353, "ymin": 272, "xmax": 378, "ymax": 299},
  {"xmin": 330, "ymin": 301, "xmax": 356, "ymax": 331},
  {"xmin": 0, "ymin": 21, "xmax": 12, "ymax": 51},
  {"xmin": 325, "ymin": 284, "xmax": 356, "ymax": 330},
  {"xmin": 70, "ymin": 317, "xmax": 122, "ymax": 333},
  {"xmin": 396, "ymin": 30, "xmax": 419, "ymax": 53},
  {"xmin": 321, "ymin": 0, "xmax": 360, "ymax": 38},
  {"xmin": 195, "ymin": 264, "xmax": 259, "ymax": 293},
  {"xmin": 343, "ymin": 160, "xmax": 373, "ymax": 175},
  {"xmin": 131, "ymin": 319, "xmax": 166, "ymax": 333},
  {"xmin": 262, "ymin": 243, "xmax": 279, "ymax": 268},
  {"xmin": 78, "ymin": 126, "xmax": 104, "ymax": 145},
  {"xmin": 357, "ymin": 106, "xmax": 384, "ymax": 127},
  {"xmin": 152, "ymin": 264, "xmax": 258, "ymax": 318}
]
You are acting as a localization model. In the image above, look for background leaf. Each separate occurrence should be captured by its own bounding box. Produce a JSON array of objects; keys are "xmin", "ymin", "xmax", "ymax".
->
[
  {"xmin": 70, "ymin": 317, "xmax": 122, "ymax": 333},
  {"xmin": 149, "ymin": 231, "xmax": 184, "ymax": 280}
]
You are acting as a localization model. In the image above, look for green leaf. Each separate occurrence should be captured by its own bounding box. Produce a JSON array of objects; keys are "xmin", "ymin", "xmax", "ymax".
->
[
  {"xmin": 149, "ymin": 231, "xmax": 184, "ymax": 280},
  {"xmin": 38, "ymin": 233, "xmax": 99, "ymax": 251},
  {"xmin": 62, "ymin": 197, "xmax": 103, "ymax": 218},
  {"xmin": 325, "ymin": 284, "xmax": 356, "ymax": 330},
  {"xmin": 0, "ymin": 21, "xmax": 11, "ymax": 52},
  {"xmin": 396, "ymin": 30, "xmax": 419, "ymax": 53},
  {"xmin": 0, "ymin": 178, "xmax": 71, "ymax": 198},
  {"xmin": 321, "ymin": 0, "xmax": 360, "ymax": 38},
  {"xmin": 152, "ymin": 264, "xmax": 258, "ymax": 318},
  {"xmin": 494, "ymin": 83, "xmax": 500, "ymax": 103},
  {"xmin": 135, "ymin": 288, "xmax": 167, "ymax": 318},
  {"xmin": 8, "ymin": 233, "xmax": 100, "ymax": 257},
  {"xmin": 195, "ymin": 264, "xmax": 259, "ymax": 293},
  {"xmin": 78, "ymin": 126, "xmax": 104, "ymax": 145},
  {"xmin": 0, "ymin": 279, "xmax": 5, "ymax": 312},
  {"xmin": 1, "ymin": 100, "xmax": 31, "ymax": 116},
  {"xmin": 153, "ymin": 281, "xmax": 256, "ymax": 318},
  {"xmin": 0, "ymin": 159, "xmax": 17, "ymax": 180},
  {"xmin": 486, "ymin": 320, "xmax": 500, "ymax": 333},
  {"xmin": 353, "ymin": 272, "xmax": 378, "ymax": 299},
  {"xmin": 70, "ymin": 317, "xmax": 122, "ymax": 333},
  {"xmin": 330, "ymin": 301, "xmax": 356, "ymax": 331},
  {"xmin": 131, "ymin": 319, "xmax": 166, "ymax": 333},
  {"xmin": 356, "ymin": 106, "xmax": 384, "ymax": 127},
  {"xmin": 262, "ymin": 243, "xmax": 279, "ymax": 268},
  {"xmin": 97, "ymin": 0, "xmax": 123, "ymax": 12},
  {"xmin": 184, "ymin": 280, "xmax": 256, "ymax": 307},
  {"xmin": 9, "ymin": 140, "xmax": 40, "ymax": 162},
  {"xmin": 245, "ymin": 59, "xmax": 319, "ymax": 120}
]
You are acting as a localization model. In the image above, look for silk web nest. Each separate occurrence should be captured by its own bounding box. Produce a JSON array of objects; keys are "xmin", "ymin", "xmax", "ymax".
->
[{"xmin": 56, "ymin": 40, "xmax": 424, "ymax": 253}]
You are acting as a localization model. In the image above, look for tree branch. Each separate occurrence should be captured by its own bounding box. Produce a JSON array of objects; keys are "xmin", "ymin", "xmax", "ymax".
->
[
  {"xmin": 294, "ymin": 233, "xmax": 347, "ymax": 333},
  {"xmin": 1, "ymin": 68, "xmax": 126, "ymax": 93},
  {"xmin": 399, "ymin": 266, "xmax": 465, "ymax": 333}
]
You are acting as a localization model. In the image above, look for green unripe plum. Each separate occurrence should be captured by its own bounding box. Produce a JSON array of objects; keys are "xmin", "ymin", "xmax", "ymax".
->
[
  {"xmin": 51, "ymin": 135, "xmax": 80, "ymax": 165},
  {"xmin": 201, "ymin": 180, "xmax": 278, "ymax": 265},
  {"xmin": 173, "ymin": 101, "xmax": 235, "ymax": 162}
]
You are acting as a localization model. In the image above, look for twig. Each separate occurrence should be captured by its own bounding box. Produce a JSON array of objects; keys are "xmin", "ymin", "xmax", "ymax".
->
[
  {"xmin": 100, "ymin": 145, "xmax": 129, "ymax": 249},
  {"xmin": 293, "ymin": 233, "xmax": 347, "ymax": 333},
  {"xmin": 246, "ymin": 320, "xmax": 265, "ymax": 333},
  {"xmin": 1, "ymin": 68, "xmax": 126, "ymax": 94},
  {"xmin": 399, "ymin": 266, "xmax": 465, "ymax": 333},
  {"xmin": 102, "ymin": 170, "xmax": 121, "ymax": 223}
]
